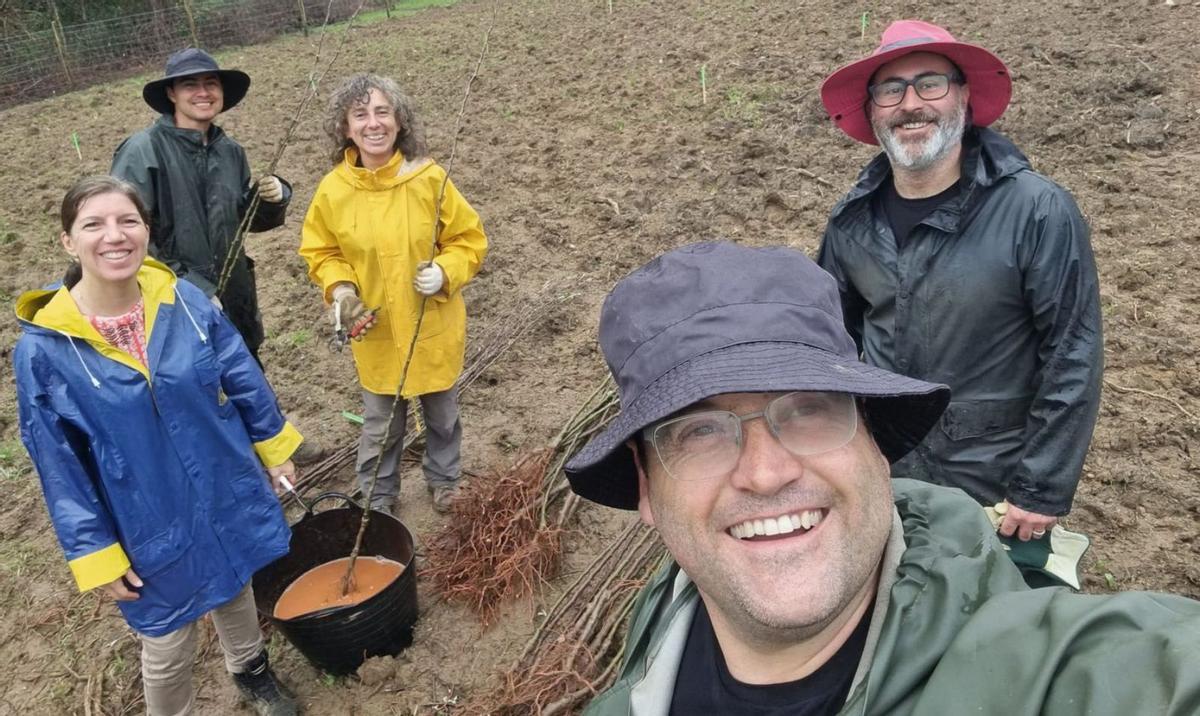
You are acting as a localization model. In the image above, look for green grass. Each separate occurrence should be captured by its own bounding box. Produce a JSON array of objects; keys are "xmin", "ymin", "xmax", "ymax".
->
[
  {"xmin": 0, "ymin": 539, "xmax": 53, "ymax": 579},
  {"xmin": 1092, "ymin": 558, "xmax": 1118, "ymax": 590},
  {"xmin": 327, "ymin": 0, "xmax": 461, "ymax": 31},
  {"xmin": 0, "ymin": 215, "xmax": 18, "ymax": 246},
  {"xmin": 285, "ymin": 328, "xmax": 314, "ymax": 348},
  {"xmin": 720, "ymin": 86, "xmax": 763, "ymax": 124},
  {"xmin": 0, "ymin": 439, "xmax": 31, "ymax": 483}
]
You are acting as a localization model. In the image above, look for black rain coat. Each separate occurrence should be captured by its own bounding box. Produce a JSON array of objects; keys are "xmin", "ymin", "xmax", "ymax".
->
[
  {"xmin": 817, "ymin": 128, "xmax": 1102, "ymax": 516},
  {"xmin": 112, "ymin": 115, "xmax": 291, "ymax": 357}
]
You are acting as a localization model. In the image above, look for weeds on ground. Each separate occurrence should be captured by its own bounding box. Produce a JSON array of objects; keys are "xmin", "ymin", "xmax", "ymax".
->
[
  {"xmin": 721, "ymin": 86, "xmax": 764, "ymax": 125},
  {"xmin": 0, "ymin": 439, "xmax": 29, "ymax": 482},
  {"xmin": 1093, "ymin": 559, "xmax": 1119, "ymax": 590},
  {"xmin": 284, "ymin": 328, "xmax": 314, "ymax": 348}
]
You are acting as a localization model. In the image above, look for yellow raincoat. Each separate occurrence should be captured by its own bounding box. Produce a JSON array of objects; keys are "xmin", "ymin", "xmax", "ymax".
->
[{"xmin": 300, "ymin": 149, "xmax": 487, "ymax": 396}]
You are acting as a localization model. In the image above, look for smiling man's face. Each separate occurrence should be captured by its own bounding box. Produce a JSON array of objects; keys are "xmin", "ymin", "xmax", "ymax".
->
[
  {"xmin": 868, "ymin": 52, "xmax": 969, "ymax": 171},
  {"xmin": 635, "ymin": 391, "xmax": 894, "ymax": 645},
  {"xmin": 166, "ymin": 73, "xmax": 223, "ymax": 131}
]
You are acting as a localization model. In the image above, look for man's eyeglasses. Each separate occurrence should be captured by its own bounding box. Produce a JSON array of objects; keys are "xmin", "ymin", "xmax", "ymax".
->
[
  {"xmin": 643, "ymin": 392, "xmax": 858, "ymax": 482},
  {"xmin": 868, "ymin": 72, "xmax": 964, "ymax": 108}
]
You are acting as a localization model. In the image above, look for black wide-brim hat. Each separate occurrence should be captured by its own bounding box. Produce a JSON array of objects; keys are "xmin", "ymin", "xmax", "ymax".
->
[
  {"xmin": 142, "ymin": 48, "xmax": 250, "ymax": 115},
  {"xmin": 564, "ymin": 242, "xmax": 951, "ymax": 511}
]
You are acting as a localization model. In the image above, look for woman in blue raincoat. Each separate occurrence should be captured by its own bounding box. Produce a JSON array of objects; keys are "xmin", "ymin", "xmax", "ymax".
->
[{"xmin": 14, "ymin": 176, "xmax": 300, "ymax": 715}]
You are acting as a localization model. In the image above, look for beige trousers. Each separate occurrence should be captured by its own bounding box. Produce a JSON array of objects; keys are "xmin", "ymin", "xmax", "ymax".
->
[{"xmin": 138, "ymin": 583, "xmax": 264, "ymax": 716}]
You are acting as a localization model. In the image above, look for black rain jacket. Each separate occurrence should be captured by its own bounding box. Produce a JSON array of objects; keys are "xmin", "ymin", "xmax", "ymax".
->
[
  {"xmin": 817, "ymin": 128, "xmax": 1102, "ymax": 516},
  {"xmin": 112, "ymin": 115, "xmax": 291, "ymax": 356}
]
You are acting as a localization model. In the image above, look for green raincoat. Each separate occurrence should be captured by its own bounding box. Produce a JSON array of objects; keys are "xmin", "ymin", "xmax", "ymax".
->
[
  {"xmin": 586, "ymin": 480, "xmax": 1200, "ymax": 715},
  {"xmin": 112, "ymin": 115, "xmax": 291, "ymax": 357}
]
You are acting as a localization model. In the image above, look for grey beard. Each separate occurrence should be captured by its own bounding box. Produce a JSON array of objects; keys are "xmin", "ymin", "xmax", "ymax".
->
[{"xmin": 875, "ymin": 103, "xmax": 966, "ymax": 171}]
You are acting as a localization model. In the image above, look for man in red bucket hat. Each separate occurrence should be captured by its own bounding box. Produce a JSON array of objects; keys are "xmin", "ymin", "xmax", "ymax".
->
[{"xmin": 816, "ymin": 20, "xmax": 1103, "ymax": 573}]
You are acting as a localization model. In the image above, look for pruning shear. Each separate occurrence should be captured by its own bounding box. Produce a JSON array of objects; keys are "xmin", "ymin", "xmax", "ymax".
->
[{"xmin": 328, "ymin": 300, "xmax": 379, "ymax": 352}]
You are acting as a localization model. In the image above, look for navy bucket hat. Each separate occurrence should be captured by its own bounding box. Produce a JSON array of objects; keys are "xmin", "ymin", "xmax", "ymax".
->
[
  {"xmin": 142, "ymin": 48, "xmax": 250, "ymax": 115},
  {"xmin": 564, "ymin": 242, "xmax": 950, "ymax": 510}
]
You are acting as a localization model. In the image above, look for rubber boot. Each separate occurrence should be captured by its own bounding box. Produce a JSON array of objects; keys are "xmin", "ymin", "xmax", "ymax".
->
[{"xmin": 231, "ymin": 651, "xmax": 298, "ymax": 716}]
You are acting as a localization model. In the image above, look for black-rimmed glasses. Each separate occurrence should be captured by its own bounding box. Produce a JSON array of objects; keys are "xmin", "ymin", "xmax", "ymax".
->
[{"xmin": 868, "ymin": 72, "xmax": 964, "ymax": 108}]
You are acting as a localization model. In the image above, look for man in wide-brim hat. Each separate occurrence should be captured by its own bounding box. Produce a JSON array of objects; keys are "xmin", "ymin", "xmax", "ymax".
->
[
  {"xmin": 815, "ymin": 20, "xmax": 1103, "ymax": 564},
  {"xmin": 111, "ymin": 48, "xmax": 291, "ymax": 364},
  {"xmin": 110, "ymin": 49, "xmax": 325, "ymax": 471},
  {"xmin": 565, "ymin": 242, "xmax": 1200, "ymax": 715}
]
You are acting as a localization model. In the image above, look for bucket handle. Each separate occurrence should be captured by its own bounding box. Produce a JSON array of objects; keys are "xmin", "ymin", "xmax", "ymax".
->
[{"xmin": 304, "ymin": 491, "xmax": 365, "ymax": 515}]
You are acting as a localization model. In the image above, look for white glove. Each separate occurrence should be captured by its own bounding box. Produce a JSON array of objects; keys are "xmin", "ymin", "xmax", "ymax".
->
[
  {"xmin": 256, "ymin": 175, "xmax": 284, "ymax": 203},
  {"xmin": 414, "ymin": 261, "xmax": 445, "ymax": 296},
  {"xmin": 210, "ymin": 294, "xmax": 223, "ymax": 310}
]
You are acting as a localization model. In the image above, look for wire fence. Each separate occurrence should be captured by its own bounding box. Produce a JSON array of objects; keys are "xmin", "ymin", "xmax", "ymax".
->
[{"xmin": 0, "ymin": 0, "xmax": 366, "ymax": 109}]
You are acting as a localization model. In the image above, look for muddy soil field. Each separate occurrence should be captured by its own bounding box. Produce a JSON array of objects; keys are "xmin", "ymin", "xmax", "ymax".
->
[{"xmin": 0, "ymin": 0, "xmax": 1197, "ymax": 713}]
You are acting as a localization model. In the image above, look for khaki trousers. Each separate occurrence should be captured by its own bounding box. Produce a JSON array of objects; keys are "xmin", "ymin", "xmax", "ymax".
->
[{"xmin": 138, "ymin": 583, "xmax": 264, "ymax": 716}]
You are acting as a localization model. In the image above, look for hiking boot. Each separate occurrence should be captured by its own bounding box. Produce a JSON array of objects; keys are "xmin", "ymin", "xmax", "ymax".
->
[
  {"xmin": 231, "ymin": 651, "xmax": 298, "ymax": 716},
  {"xmin": 430, "ymin": 484, "xmax": 460, "ymax": 514},
  {"xmin": 291, "ymin": 440, "xmax": 326, "ymax": 467}
]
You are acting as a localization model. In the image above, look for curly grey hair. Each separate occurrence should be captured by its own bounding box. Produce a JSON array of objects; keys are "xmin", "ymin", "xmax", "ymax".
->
[{"xmin": 324, "ymin": 73, "xmax": 428, "ymax": 165}]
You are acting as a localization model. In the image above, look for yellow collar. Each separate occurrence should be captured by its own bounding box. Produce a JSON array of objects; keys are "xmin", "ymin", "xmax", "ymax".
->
[{"xmin": 16, "ymin": 259, "xmax": 179, "ymax": 380}]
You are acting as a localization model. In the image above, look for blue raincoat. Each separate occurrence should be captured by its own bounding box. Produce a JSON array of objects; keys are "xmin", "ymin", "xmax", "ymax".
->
[{"xmin": 13, "ymin": 259, "xmax": 301, "ymax": 636}]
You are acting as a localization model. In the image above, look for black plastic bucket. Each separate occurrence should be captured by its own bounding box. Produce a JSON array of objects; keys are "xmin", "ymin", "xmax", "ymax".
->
[{"xmin": 253, "ymin": 492, "xmax": 418, "ymax": 675}]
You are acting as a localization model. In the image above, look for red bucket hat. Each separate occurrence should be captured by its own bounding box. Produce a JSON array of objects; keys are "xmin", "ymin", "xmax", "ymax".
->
[{"xmin": 820, "ymin": 20, "xmax": 1012, "ymax": 145}]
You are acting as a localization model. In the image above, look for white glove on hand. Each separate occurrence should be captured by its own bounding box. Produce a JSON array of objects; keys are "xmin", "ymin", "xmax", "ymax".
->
[
  {"xmin": 414, "ymin": 261, "xmax": 445, "ymax": 296},
  {"xmin": 256, "ymin": 175, "xmax": 284, "ymax": 203},
  {"xmin": 210, "ymin": 294, "xmax": 223, "ymax": 310}
]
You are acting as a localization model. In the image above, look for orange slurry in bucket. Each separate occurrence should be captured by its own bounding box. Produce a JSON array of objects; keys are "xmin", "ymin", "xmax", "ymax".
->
[{"xmin": 273, "ymin": 555, "xmax": 405, "ymax": 620}]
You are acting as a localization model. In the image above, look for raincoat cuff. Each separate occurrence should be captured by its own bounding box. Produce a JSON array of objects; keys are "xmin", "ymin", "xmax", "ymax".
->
[
  {"xmin": 429, "ymin": 258, "xmax": 454, "ymax": 302},
  {"xmin": 69, "ymin": 543, "xmax": 131, "ymax": 592},
  {"xmin": 255, "ymin": 422, "xmax": 303, "ymax": 467},
  {"xmin": 322, "ymin": 270, "xmax": 359, "ymax": 303}
]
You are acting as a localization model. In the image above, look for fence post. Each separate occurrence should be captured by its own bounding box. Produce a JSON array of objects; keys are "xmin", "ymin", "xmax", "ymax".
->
[
  {"xmin": 182, "ymin": 0, "xmax": 199, "ymax": 46},
  {"xmin": 47, "ymin": 0, "xmax": 74, "ymax": 87},
  {"xmin": 297, "ymin": 0, "xmax": 309, "ymax": 36}
]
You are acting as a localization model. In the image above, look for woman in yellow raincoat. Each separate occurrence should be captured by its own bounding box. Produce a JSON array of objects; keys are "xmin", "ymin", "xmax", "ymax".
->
[{"xmin": 300, "ymin": 73, "xmax": 487, "ymax": 515}]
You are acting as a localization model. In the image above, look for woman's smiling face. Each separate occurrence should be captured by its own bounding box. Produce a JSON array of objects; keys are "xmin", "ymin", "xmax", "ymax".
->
[
  {"xmin": 346, "ymin": 88, "xmax": 399, "ymax": 169},
  {"xmin": 61, "ymin": 192, "xmax": 149, "ymax": 286}
]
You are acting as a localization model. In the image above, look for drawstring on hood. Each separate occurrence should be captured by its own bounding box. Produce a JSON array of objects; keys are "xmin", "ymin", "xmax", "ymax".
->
[
  {"xmin": 15, "ymin": 259, "xmax": 195, "ymax": 384},
  {"xmin": 60, "ymin": 331, "xmax": 101, "ymax": 388},
  {"xmin": 174, "ymin": 286, "xmax": 208, "ymax": 344}
]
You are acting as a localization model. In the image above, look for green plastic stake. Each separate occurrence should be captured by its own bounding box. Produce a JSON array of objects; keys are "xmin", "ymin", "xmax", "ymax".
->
[
  {"xmin": 861, "ymin": 11, "xmax": 869, "ymax": 40},
  {"xmin": 70, "ymin": 131, "xmax": 82, "ymax": 160},
  {"xmin": 341, "ymin": 410, "xmax": 364, "ymax": 425},
  {"xmin": 700, "ymin": 64, "xmax": 708, "ymax": 105}
]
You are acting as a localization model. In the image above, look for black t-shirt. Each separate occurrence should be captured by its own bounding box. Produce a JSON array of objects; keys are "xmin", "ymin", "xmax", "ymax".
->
[
  {"xmin": 668, "ymin": 599, "xmax": 874, "ymax": 716},
  {"xmin": 875, "ymin": 178, "xmax": 960, "ymax": 250}
]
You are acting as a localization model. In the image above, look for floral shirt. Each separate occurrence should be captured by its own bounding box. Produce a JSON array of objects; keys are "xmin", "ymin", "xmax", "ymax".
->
[{"xmin": 89, "ymin": 298, "xmax": 148, "ymax": 368}]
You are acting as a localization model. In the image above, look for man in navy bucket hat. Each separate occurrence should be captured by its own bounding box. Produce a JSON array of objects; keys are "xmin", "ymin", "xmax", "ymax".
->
[{"xmin": 568, "ymin": 242, "xmax": 1200, "ymax": 716}]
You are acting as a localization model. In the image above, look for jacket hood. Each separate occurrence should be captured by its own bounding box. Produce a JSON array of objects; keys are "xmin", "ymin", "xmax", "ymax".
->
[
  {"xmin": 16, "ymin": 258, "xmax": 178, "ymax": 337},
  {"xmin": 831, "ymin": 127, "xmax": 1032, "ymax": 220},
  {"xmin": 334, "ymin": 147, "xmax": 435, "ymax": 191}
]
